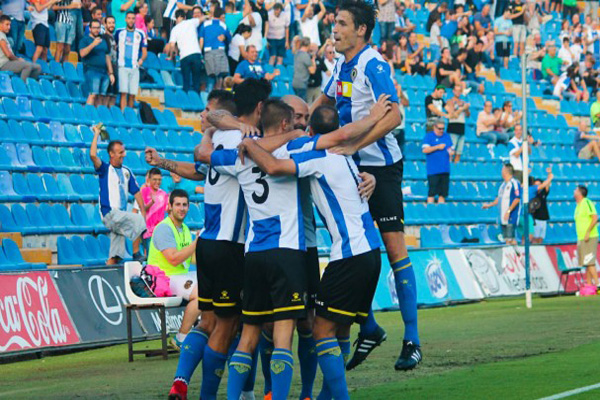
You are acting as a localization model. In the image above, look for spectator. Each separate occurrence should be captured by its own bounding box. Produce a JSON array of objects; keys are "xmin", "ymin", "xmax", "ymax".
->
[
  {"xmin": 445, "ymin": 84, "xmax": 470, "ymax": 162},
  {"xmin": 168, "ymin": 172, "xmax": 203, "ymax": 196},
  {"xmin": 141, "ymin": 167, "xmax": 169, "ymax": 253},
  {"xmin": 395, "ymin": 82, "xmax": 409, "ymax": 153},
  {"xmin": 266, "ymin": 3, "xmax": 289, "ymax": 66},
  {"xmin": 422, "ymin": 120, "xmax": 454, "ymax": 204},
  {"xmin": 563, "ymin": 0, "xmax": 579, "ymax": 19},
  {"xmin": 104, "ymin": 16, "xmax": 118, "ymax": 107},
  {"xmin": 306, "ymin": 43, "xmax": 327, "ymax": 104},
  {"xmin": 407, "ymin": 31, "xmax": 430, "ymax": 75},
  {"xmin": 494, "ymin": 9, "xmax": 513, "ymax": 69},
  {"xmin": 554, "ymin": 62, "xmax": 586, "ymax": 101},
  {"xmin": 508, "ymin": 0, "xmax": 526, "ymax": 58},
  {"xmin": 550, "ymin": 0, "xmax": 563, "ymax": 13},
  {"xmin": 111, "ymin": 0, "xmax": 136, "ymax": 29},
  {"xmin": 28, "ymin": 0, "xmax": 59, "ymax": 63},
  {"xmin": 530, "ymin": 167, "xmax": 554, "ymax": 244},
  {"xmin": 586, "ymin": 0, "xmax": 599, "ymax": 23},
  {"xmin": 574, "ymin": 185, "xmax": 599, "ymax": 292},
  {"xmin": 591, "ymin": 90, "xmax": 600, "ymax": 127},
  {"xmin": 425, "ymin": 85, "xmax": 448, "ymax": 131},
  {"xmin": 571, "ymin": 37, "xmax": 584, "ymax": 64},
  {"xmin": 240, "ymin": 0, "xmax": 263, "ymax": 53},
  {"xmin": 228, "ymin": 23, "xmax": 252, "ymax": 74},
  {"xmin": 393, "ymin": 2, "xmax": 415, "ymax": 40},
  {"xmin": 300, "ymin": 0, "xmax": 325, "ymax": 47},
  {"xmin": 377, "ymin": 0, "xmax": 397, "ymax": 42},
  {"xmin": 146, "ymin": 189, "xmax": 201, "ymax": 345},
  {"xmin": 508, "ymin": 124, "xmax": 532, "ymax": 182},
  {"xmin": 115, "ymin": 12, "xmax": 147, "ymax": 111},
  {"xmin": 167, "ymin": 9, "xmax": 205, "ymax": 93},
  {"xmin": 135, "ymin": 2, "xmax": 150, "ymax": 34},
  {"xmin": 482, "ymin": 163, "xmax": 521, "ymax": 245},
  {"xmin": 0, "ymin": 16, "xmax": 42, "ymax": 79},
  {"xmin": 436, "ymin": 47, "xmax": 462, "ymax": 88},
  {"xmin": 465, "ymin": 39, "xmax": 485, "ymax": 81},
  {"xmin": 53, "ymin": 0, "xmax": 80, "ymax": 62},
  {"xmin": 395, "ymin": 34, "xmax": 411, "ymax": 73},
  {"xmin": 1, "ymin": 0, "xmax": 25, "ymax": 54},
  {"xmin": 85, "ymin": 7, "xmax": 105, "ymax": 35},
  {"xmin": 79, "ymin": 19, "xmax": 114, "ymax": 106},
  {"xmin": 429, "ymin": 16, "xmax": 445, "ymax": 60},
  {"xmin": 526, "ymin": 1, "xmax": 549, "ymax": 33},
  {"xmin": 456, "ymin": 48, "xmax": 482, "ymax": 93},
  {"xmin": 477, "ymin": 100, "xmax": 509, "ymax": 151},
  {"xmin": 321, "ymin": 40, "xmax": 335, "ymax": 89},
  {"xmin": 233, "ymin": 44, "xmax": 280, "ymax": 84},
  {"xmin": 500, "ymin": 101, "xmax": 523, "ymax": 133},
  {"xmin": 525, "ymin": 30, "xmax": 546, "ymax": 79},
  {"xmin": 199, "ymin": 7, "xmax": 231, "ymax": 89},
  {"xmin": 426, "ymin": 1, "xmax": 448, "ymax": 32},
  {"xmin": 292, "ymin": 37, "xmax": 316, "ymax": 101},
  {"xmin": 480, "ymin": 30, "xmax": 497, "ymax": 68},
  {"xmin": 558, "ymin": 37, "xmax": 574, "ymax": 68},
  {"xmin": 583, "ymin": 54, "xmax": 600, "ymax": 92},
  {"xmin": 225, "ymin": 1, "xmax": 243, "ymax": 34},
  {"xmin": 541, "ymin": 41, "xmax": 563, "ymax": 85},
  {"xmin": 89, "ymin": 125, "xmax": 146, "ymax": 265},
  {"xmin": 318, "ymin": 10, "xmax": 335, "ymax": 45},
  {"xmin": 575, "ymin": 120, "xmax": 600, "ymax": 162},
  {"xmin": 473, "ymin": 4, "xmax": 493, "ymax": 33}
]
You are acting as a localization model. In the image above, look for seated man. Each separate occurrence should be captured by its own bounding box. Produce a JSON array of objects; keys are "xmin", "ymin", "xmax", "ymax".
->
[
  {"xmin": 233, "ymin": 44, "xmax": 279, "ymax": 84},
  {"xmin": 0, "ymin": 15, "xmax": 42, "ymax": 79},
  {"xmin": 147, "ymin": 189, "xmax": 200, "ymax": 347},
  {"xmin": 575, "ymin": 120, "xmax": 600, "ymax": 162}
]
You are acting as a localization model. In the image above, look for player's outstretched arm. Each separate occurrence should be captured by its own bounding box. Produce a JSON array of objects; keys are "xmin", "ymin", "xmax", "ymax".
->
[
  {"xmin": 145, "ymin": 147, "xmax": 205, "ymax": 181},
  {"xmin": 239, "ymin": 138, "xmax": 296, "ymax": 176},
  {"xmin": 314, "ymin": 94, "xmax": 392, "ymax": 151},
  {"xmin": 206, "ymin": 110, "xmax": 260, "ymax": 136}
]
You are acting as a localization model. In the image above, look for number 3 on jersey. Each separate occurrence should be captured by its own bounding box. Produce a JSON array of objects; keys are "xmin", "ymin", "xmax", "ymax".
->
[{"xmin": 251, "ymin": 166, "xmax": 269, "ymax": 204}]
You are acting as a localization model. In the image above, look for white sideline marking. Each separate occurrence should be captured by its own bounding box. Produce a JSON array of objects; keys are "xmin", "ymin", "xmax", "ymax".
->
[{"xmin": 537, "ymin": 382, "xmax": 600, "ymax": 400}]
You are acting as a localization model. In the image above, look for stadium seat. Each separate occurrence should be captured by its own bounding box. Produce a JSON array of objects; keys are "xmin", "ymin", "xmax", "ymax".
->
[
  {"xmin": 0, "ymin": 203, "xmax": 19, "ymax": 231},
  {"xmin": 1, "ymin": 142, "xmax": 27, "ymax": 171},
  {"xmin": 70, "ymin": 174, "xmax": 95, "ymax": 201},
  {"xmin": 26, "ymin": 174, "xmax": 51, "ymax": 201},
  {"xmin": 4, "ymin": 238, "xmax": 45, "ymax": 269},
  {"xmin": 40, "ymin": 78, "xmax": 60, "ymax": 101},
  {"xmin": 11, "ymin": 204, "xmax": 39, "ymax": 235},
  {"xmin": 11, "ymin": 77, "xmax": 29, "ymax": 97},
  {"xmin": 12, "ymin": 173, "xmax": 36, "ymax": 202},
  {"xmin": 57, "ymin": 236, "xmax": 82, "ymax": 265},
  {"xmin": 0, "ymin": 72, "xmax": 14, "ymax": 97},
  {"xmin": 38, "ymin": 203, "xmax": 67, "ymax": 233},
  {"xmin": 63, "ymin": 62, "xmax": 83, "ymax": 83},
  {"xmin": 84, "ymin": 235, "xmax": 106, "ymax": 265}
]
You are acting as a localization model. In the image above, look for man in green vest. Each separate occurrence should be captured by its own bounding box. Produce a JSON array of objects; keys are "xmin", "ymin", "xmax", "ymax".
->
[
  {"xmin": 147, "ymin": 188, "xmax": 199, "ymax": 345},
  {"xmin": 574, "ymin": 185, "xmax": 599, "ymax": 291}
]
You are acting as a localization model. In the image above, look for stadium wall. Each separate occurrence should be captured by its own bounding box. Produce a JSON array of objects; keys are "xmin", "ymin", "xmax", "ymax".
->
[{"xmin": 1, "ymin": 246, "xmax": 597, "ymax": 356}]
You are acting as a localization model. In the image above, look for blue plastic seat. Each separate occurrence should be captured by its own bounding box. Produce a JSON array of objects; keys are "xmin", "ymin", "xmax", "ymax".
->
[
  {"xmin": 58, "ymin": 148, "xmax": 79, "ymax": 173},
  {"xmin": 57, "ymin": 236, "xmax": 84, "ymax": 265},
  {"xmin": 30, "ymin": 100, "xmax": 50, "ymax": 122},
  {"xmin": 186, "ymin": 203, "xmax": 202, "ymax": 229},
  {"xmin": 56, "ymin": 173, "xmax": 80, "ymax": 201},
  {"xmin": 31, "ymin": 145, "xmax": 57, "ymax": 172},
  {"xmin": 25, "ymin": 173, "xmax": 51, "ymax": 201},
  {"xmin": 38, "ymin": 203, "xmax": 67, "ymax": 233},
  {"xmin": 144, "ymin": 51, "xmax": 161, "ymax": 70},
  {"xmin": 39, "ymin": 173, "xmax": 65, "ymax": 201},
  {"xmin": 53, "ymin": 80, "xmax": 73, "ymax": 101},
  {"xmin": 1, "ymin": 142, "xmax": 27, "ymax": 171},
  {"xmin": 56, "ymin": 101, "xmax": 79, "ymax": 124},
  {"xmin": 12, "ymin": 173, "xmax": 35, "ymax": 202},
  {"xmin": 82, "ymin": 203, "xmax": 107, "ymax": 233},
  {"xmin": 0, "ymin": 242, "xmax": 14, "ymax": 271},
  {"xmin": 11, "ymin": 77, "xmax": 29, "ymax": 97},
  {"xmin": 142, "ymin": 129, "xmax": 159, "ymax": 148},
  {"xmin": 70, "ymin": 174, "xmax": 95, "ymax": 201},
  {"xmin": 16, "ymin": 143, "xmax": 41, "ymax": 172},
  {"xmin": 3, "ymin": 238, "xmax": 44, "ymax": 269},
  {"xmin": 63, "ymin": 62, "xmax": 83, "ymax": 83},
  {"xmin": 0, "ymin": 146, "xmax": 13, "ymax": 170},
  {"xmin": 23, "ymin": 204, "xmax": 50, "ymax": 234},
  {"xmin": 84, "ymin": 235, "xmax": 105, "ymax": 265},
  {"xmin": 71, "ymin": 204, "xmax": 95, "ymax": 232},
  {"xmin": 0, "ymin": 203, "xmax": 19, "ymax": 231},
  {"xmin": 40, "ymin": 78, "xmax": 60, "ymax": 101},
  {"xmin": 67, "ymin": 81, "xmax": 86, "ymax": 103},
  {"xmin": 123, "ymin": 107, "xmax": 145, "ymax": 129},
  {"xmin": 0, "ymin": 72, "xmax": 14, "ymax": 97},
  {"xmin": 54, "ymin": 204, "xmax": 82, "ymax": 233},
  {"xmin": 110, "ymin": 106, "xmax": 128, "ymax": 126},
  {"xmin": 11, "ymin": 204, "xmax": 39, "ymax": 235}
]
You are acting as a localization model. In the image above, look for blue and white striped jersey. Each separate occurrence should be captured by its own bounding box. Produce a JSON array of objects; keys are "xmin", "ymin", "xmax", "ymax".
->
[
  {"xmin": 324, "ymin": 45, "xmax": 403, "ymax": 167},
  {"xmin": 290, "ymin": 136, "xmax": 381, "ymax": 261},
  {"xmin": 96, "ymin": 161, "xmax": 140, "ymax": 217},
  {"xmin": 199, "ymin": 130, "xmax": 246, "ymax": 243},
  {"xmin": 198, "ymin": 19, "xmax": 231, "ymax": 51},
  {"xmin": 211, "ymin": 144, "xmax": 305, "ymax": 253},
  {"xmin": 115, "ymin": 28, "xmax": 147, "ymax": 68}
]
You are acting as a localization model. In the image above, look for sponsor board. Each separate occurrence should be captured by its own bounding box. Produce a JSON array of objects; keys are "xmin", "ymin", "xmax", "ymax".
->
[
  {"xmin": 0, "ymin": 272, "xmax": 80, "ymax": 353},
  {"xmin": 54, "ymin": 268, "xmax": 185, "ymax": 343},
  {"xmin": 545, "ymin": 244, "xmax": 600, "ymax": 292},
  {"xmin": 444, "ymin": 250, "xmax": 485, "ymax": 300}
]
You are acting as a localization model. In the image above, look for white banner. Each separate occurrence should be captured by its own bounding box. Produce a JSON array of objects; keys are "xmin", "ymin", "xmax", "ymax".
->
[{"xmin": 444, "ymin": 250, "xmax": 485, "ymax": 300}]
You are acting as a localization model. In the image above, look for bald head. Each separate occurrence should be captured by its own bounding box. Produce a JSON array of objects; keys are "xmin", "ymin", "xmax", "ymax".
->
[{"xmin": 282, "ymin": 95, "xmax": 309, "ymax": 131}]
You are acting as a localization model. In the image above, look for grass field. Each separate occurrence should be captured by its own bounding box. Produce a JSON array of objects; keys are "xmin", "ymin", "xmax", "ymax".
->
[{"xmin": 2, "ymin": 296, "xmax": 600, "ymax": 399}]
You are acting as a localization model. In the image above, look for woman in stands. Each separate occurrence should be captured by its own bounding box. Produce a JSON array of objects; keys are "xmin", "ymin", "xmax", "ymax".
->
[
  {"xmin": 228, "ymin": 24, "xmax": 252, "ymax": 75},
  {"xmin": 395, "ymin": 34, "xmax": 411, "ymax": 74}
]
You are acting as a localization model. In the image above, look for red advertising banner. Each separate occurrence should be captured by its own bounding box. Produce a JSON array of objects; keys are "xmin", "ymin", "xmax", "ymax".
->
[
  {"xmin": 0, "ymin": 272, "xmax": 80, "ymax": 353},
  {"xmin": 544, "ymin": 244, "xmax": 600, "ymax": 293}
]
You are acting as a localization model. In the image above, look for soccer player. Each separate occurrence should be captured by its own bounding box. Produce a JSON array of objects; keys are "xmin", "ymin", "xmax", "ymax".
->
[
  {"xmin": 198, "ymin": 99, "xmax": 308, "ymax": 400},
  {"xmin": 311, "ymin": 0, "xmax": 422, "ymax": 371},
  {"xmin": 237, "ymin": 102, "xmax": 390, "ymax": 400}
]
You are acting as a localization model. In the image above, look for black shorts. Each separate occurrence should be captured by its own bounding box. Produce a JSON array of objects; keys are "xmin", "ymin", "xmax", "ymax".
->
[
  {"xmin": 315, "ymin": 249, "xmax": 381, "ymax": 325},
  {"xmin": 196, "ymin": 238, "xmax": 245, "ymax": 317},
  {"xmin": 359, "ymin": 160, "xmax": 404, "ymax": 233},
  {"xmin": 428, "ymin": 173, "xmax": 450, "ymax": 197},
  {"xmin": 305, "ymin": 247, "xmax": 320, "ymax": 309},
  {"xmin": 33, "ymin": 24, "xmax": 50, "ymax": 48},
  {"xmin": 242, "ymin": 248, "xmax": 308, "ymax": 325},
  {"xmin": 495, "ymin": 42, "xmax": 511, "ymax": 58}
]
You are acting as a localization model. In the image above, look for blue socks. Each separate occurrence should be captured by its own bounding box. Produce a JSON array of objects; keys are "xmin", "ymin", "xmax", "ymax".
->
[
  {"xmin": 243, "ymin": 346, "xmax": 259, "ymax": 393},
  {"xmin": 315, "ymin": 338, "xmax": 349, "ymax": 400},
  {"xmin": 227, "ymin": 351, "xmax": 253, "ymax": 400},
  {"xmin": 201, "ymin": 346, "xmax": 227, "ymax": 400},
  {"xmin": 359, "ymin": 309, "xmax": 379, "ymax": 336},
  {"xmin": 297, "ymin": 329, "xmax": 317, "ymax": 400},
  {"xmin": 317, "ymin": 335, "xmax": 350, "ymax": 400},
  {"xmin": 259, "ymin": 331, "xmax": 274, "ymax": 395},
  {"xmin": 392, "ymin": 256, "xmax": 420, "ymax": 345},
  {"xmin": 173, "ymin": 328, "xmax": 209, "ymax": 385},
  {"xmin": 270, "ymin": 348, "xmax": 294, "ymax": 400}
]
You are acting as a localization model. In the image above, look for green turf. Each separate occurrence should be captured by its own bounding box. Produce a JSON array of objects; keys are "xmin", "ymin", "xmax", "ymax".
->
[{"xmin": 1, "ymin": 296, "xmax": 599, "ymax": 399}]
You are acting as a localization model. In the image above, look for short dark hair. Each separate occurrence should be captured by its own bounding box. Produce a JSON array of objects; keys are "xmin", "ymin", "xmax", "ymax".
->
[
  {"xmin": 148, "ymin": 167, "xmax": 162, "ymax": 177},
  {"xmin": 339, "ymin": 0, "xmax": 376, "ymax": 41},
  {"xmin": 106, "ymin": 15, "xmax": 115, "ymax": 23},
  {"xmin": 0, "ymin": 15, "xmax": 11, "ymax": 24},
  {"xmin": 91, "ymin": 7, "xmax": 102, "ymax": 15},
  {"xmin": 90, "ymin": 19, "xmax": 101, "ymax": 28},
  {"xmin": 309, "ymin": 105, "xmax": 339, "ymax": 134},
  {"xmin": 169, "ymin": 189, "xmax": 189, "ymax": 205},
  {"xmin": 234, "ymin": 78, "xmax": 272, "ymax": 116},
  {"xmin": 226, "ymin": 1, "xmax": 235, "ymax": 9},
  {"xmin": 126, "ymin": 11, "xmax": 136, "ymax": 17},
  {"xmin": 235, "ymin": 23, "xmax": 252, "ymax": 35},
  {"xmin": 108, "ymin": 140, "xmax": 123, "ymax": 153},
  {"xmin": 260, "ymin": 99, "xmax": 294, "ymax": 131},
  {"xmin": 175, "ymin": 9, "xmax": 186, "ymax": 19},
  {"xmin": 578, "ymin": 185, "xmax": 588, "ymax": 198},
  {"xmin": 208, "ymin": 89, "xmax": 236, "ymax": 114},
  {"xmin": 457, "ymin": 48, "xmax": 467, "ymax": 57},
  {"xmin": 144, "ymin": 15, "xmax": 153, "ymax": 25},
  {"xmin": 192, "ymin": 5, "xmax": 202, "ymax": 13},
  {"xmin": 503, "ymin": 163, "xmax": 514, "ymax": 176},
  {"xmin": 214, "ymin": 7, "xmax": 225, "ymax": 18},
  {"xmin": 273, "ymin": 3, "xmax": 283, "ymax": 11}
]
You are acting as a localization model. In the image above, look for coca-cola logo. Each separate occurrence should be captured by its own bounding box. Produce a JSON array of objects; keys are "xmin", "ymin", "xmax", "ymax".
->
[{"xmin": 0, "ymin": 273, "xmax": 79, "ymax": 352}]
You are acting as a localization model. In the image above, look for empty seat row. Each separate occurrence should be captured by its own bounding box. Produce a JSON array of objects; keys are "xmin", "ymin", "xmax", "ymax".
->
[
  {"xmin": 0, "ymin": 238, "xmax": 46, "ymax": 271},
  {"xmin": 57, "ymin": 234, "xmax": 111, "ymax": 267},
  {"xmin": 404, "ymin": 203, "xmax": 497, "ymax": 225},
  {"xmin": 420, "ymin": 224, "xmax": 502, "ymax": 248},
  {"xmin": 164, "ymin": 89, "xmax": 205, "ymax": 112},
  {"xmin": 0, "ymin": 171, "xmax": 97, "ymax": 202},
  {"xmin": 0, "ymin": 73, "xmax": 85, "ymax": 103}
]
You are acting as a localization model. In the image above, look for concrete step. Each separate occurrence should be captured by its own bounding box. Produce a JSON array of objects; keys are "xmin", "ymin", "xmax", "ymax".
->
[
  {"xmin": 0, "ymin": 232, "xmax": 22, "ymax": 248},
  {"xmin": 21, "ymin": 248, "xmax": 52, "ymax": 265}
]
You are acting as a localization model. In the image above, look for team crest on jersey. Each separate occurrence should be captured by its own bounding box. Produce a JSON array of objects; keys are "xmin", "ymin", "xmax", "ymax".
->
[
  {"xmin": 351, "ymin": 67, "xmax": 358, "ymax": 81},
  {"xmin": 336, "ymin": 81, "xmax": 352, "ymax": 98},
  {"xmin": 123, "ymin": 170, "xmax": 130, "ymax": 180},
  {"xmin": 271, "ymin": 361, "xmax": 285, "ymax": 374}
]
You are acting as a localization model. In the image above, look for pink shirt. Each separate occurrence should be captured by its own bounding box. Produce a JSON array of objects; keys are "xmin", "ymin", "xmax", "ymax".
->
[
  {"xmin": 141, "ymin": 186, "xmax": 169, "ymax": 239},
  {"xmin": 135, "ymin": 14, "xmax": 148, "ymax": 34}
]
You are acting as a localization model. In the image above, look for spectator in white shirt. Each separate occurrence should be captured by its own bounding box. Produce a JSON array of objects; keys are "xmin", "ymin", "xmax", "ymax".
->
[
  {"xmin": 321, "ymin": 41, "xmax": 335, "ymax": 90},
  {"xmin": 166, "ymin": 9, "xmax": 206, "ymax": 92},
  {"xmin": 29, "ymin": 0, "xmax": 60, "ymax": 63},
  {"xmin": 300, "ymin": 0, "xmax": 325, "ymax": 47},
  {"xmin": 266, "ymin": 3, "xmax": 289, "ymax": 65},
  {"xmin": 558, "ymin": 36, "xmax": 573, "ymax": 69},
  {"xmin": 228, "ymin": 23, "xmax": 252, "ymax": 75},
  {"xmin": 241, "ymin": 0, "xmax": 263, "ymax": 52}
]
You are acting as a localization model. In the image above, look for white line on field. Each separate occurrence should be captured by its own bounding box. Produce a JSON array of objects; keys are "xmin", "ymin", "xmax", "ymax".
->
[{"xmin": 537, "ymin": 382, "xmax": 600, "ymax": 400}]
